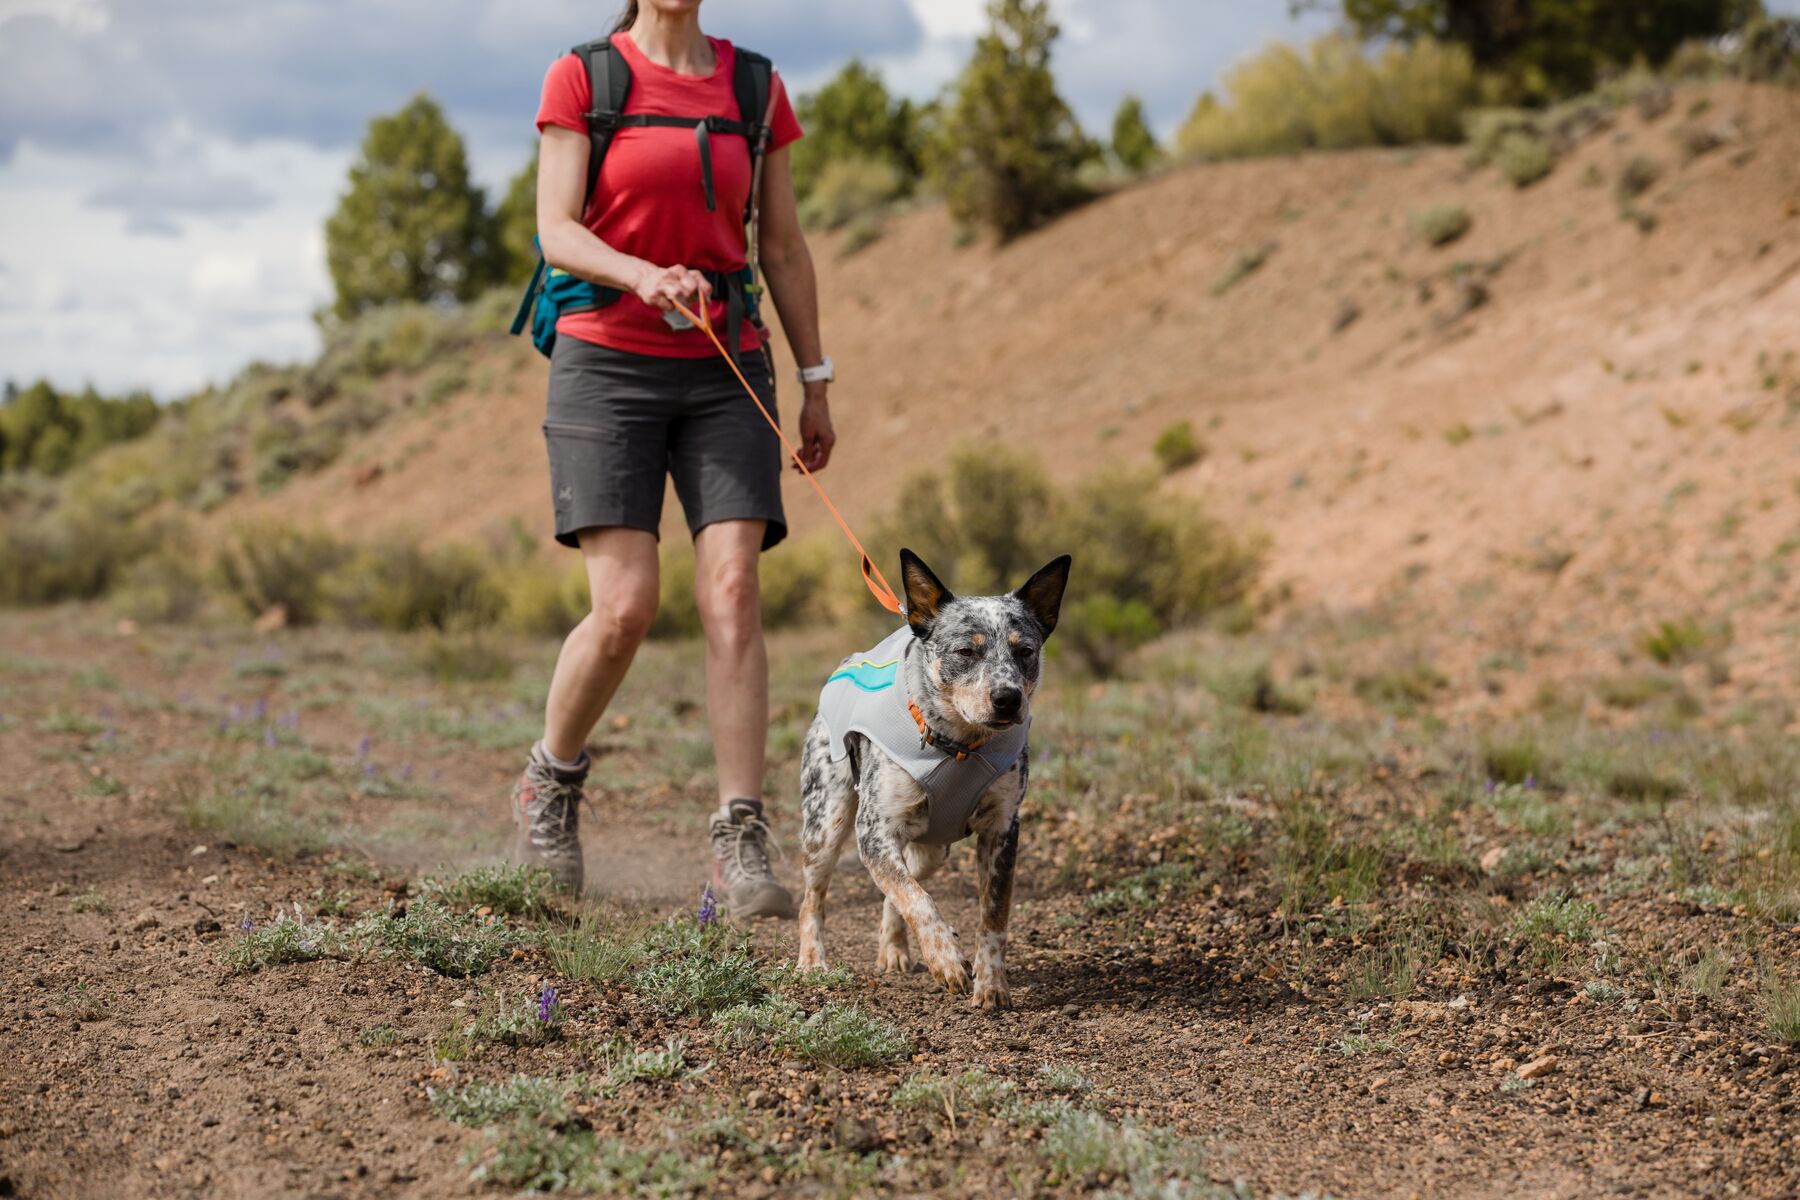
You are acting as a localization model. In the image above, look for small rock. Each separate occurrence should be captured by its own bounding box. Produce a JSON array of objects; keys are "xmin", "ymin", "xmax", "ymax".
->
[
  {"xmin": 193, "ymin": 918, "xmax": 221, "ymax": 935},
  {"xmin": 746, "ymin": 1089, "xmax": 771, "ymax": 1109},
  {"xmin": 833, "ymin": 1115, "xmax": 881, "ymax": 1153},
  {"xmin": 1516, "ymin": 1055, "xmax": 1559, "ymax": 1081},
  {"xmin": 200, "ymin": 1117, "xmax": 219, "ymax": 1128},
  {"xmin": 1061, "ymin": 1003, "xmax": 1083, "ymax": 1019},
  {"xmin": 253, "ymin": 604, "xmax": 289, "ymax": 634},
  {"xmin": 130, "ymin": 909, "xmax": 160, "ymax": 933}
]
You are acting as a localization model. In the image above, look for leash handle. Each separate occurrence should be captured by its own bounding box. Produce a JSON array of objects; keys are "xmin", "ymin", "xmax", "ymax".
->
[{"xmin": 669, "ymin": 294, "xmax": 904, "ymax": 616}]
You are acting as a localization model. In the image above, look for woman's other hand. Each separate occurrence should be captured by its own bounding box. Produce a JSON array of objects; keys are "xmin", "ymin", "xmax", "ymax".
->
[{"xmin": 796, "ymin": 385, "xmax": 835, "ymax": 472}]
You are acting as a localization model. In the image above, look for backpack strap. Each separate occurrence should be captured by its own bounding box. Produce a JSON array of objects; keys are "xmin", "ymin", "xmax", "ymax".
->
[
  {"xmin": 732, "ymin": 48, "xmax": 774, "ymax": 222},
  {"xmin": 574, "ymin": 36, "xmax": 632, "ymax": 214}
]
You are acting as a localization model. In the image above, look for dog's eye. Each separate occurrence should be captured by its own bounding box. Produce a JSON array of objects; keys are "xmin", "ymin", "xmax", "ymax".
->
[
  {"xmin": 1014, "ymin": 645, "xmax": 1037, "ymax": 660},
  {"xmin": 955, "ymin": 646, "xmax": 979, "ymax": 659}
]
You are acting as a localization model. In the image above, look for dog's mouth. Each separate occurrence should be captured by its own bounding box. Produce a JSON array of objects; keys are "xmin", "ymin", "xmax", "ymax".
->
[{"xmin": 985, "ymin": 716, "xmax": 1020, "ymax": 730}]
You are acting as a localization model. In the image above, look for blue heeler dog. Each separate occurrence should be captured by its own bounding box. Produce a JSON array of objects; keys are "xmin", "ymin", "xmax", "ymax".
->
[{"xmin": 796, "ymin": 548, "xmax": 1072, "ymax": 1009}]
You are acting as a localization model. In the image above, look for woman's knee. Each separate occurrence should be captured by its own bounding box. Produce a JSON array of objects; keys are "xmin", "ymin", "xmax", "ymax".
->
[
  {"xmin": 696, "ymin": 556, "xmax": 761, "ymax": 640},
  {"xmin": 587, "ymin": 584, "xmax": 658, "ymax": 647}
]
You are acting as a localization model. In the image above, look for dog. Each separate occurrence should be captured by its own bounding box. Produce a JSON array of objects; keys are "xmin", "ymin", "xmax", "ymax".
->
[{"xmin": 795, "ymin": 548, "xmax": 1071, "ymax": 1009}]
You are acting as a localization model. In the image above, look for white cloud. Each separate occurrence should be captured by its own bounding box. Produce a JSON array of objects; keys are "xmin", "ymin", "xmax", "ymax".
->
[{"xmin": 0, "ymin": 0, "xmax": 108, "ymax": 34}]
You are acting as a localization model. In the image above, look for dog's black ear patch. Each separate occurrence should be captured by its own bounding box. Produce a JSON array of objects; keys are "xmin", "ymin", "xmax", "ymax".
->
[
  {"xmin": 899, "ymin": 548, "xmax": 954, "ymax": 638},
  {"xmin": 1014, "ymin": 554, "xmax": 1072, "ymax": 638}
]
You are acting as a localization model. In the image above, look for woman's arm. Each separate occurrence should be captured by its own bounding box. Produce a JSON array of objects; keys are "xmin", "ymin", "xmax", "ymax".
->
[
  {"xmin": 757, "ymin": 143, "xmax": 835, "ymax": 472},
  {"xmin": 536, "ymin": 125, "xmax": 711, "ymax": 312}
]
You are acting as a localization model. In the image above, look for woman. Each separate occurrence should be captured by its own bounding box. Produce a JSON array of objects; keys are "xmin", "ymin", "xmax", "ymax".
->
[{"xmin": 513, "ymin": 0, "xmax": 835, "ymax": 917}]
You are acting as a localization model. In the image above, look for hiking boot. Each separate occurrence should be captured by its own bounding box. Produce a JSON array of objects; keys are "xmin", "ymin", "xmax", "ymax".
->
[
  {"xmin": 709, "ymin": 799, "xmax": 795, "ymax": 919},
  {"xmin": 511, "ymin": 744, "xmax": 586, "ymax": 894}
]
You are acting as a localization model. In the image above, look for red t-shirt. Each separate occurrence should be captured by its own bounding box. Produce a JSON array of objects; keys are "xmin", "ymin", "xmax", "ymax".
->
[{"xmin": 536, "ymin": 33, "xmax": 803, "ymax": 357}]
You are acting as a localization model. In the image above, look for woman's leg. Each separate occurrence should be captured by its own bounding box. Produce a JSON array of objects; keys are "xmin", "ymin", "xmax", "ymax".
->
[
  {"xmin": 513, "ymin": 527, "xmax": 659, "ymax": 894},
  {"xmin": 543, "ymin": 527, "xmax": 661, "ymax": 760},
  {"xmin": 692, "ymin": 518, "xmax": 768, "ymax": 803},
  {"xmin": 693, "ymin": 518, "xmax": 794, "ymax": 918}
]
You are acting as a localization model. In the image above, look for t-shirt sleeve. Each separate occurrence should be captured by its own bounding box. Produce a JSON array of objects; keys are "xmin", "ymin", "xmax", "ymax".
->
[
  {"xmin": 536, "ymin": 53, "xmax": 590, "ymax": 136},
  {"xmin": 766, "ymin": 72, "xmax": 803, "ymax": 151}
]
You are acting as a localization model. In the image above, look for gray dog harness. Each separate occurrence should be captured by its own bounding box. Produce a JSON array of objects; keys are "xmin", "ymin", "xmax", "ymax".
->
[{"xmin": 818, "ymin": 626, "xmax": 1029, "ymax": 845}]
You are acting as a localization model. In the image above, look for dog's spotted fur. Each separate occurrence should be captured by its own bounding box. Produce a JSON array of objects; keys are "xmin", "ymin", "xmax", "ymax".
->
[{"xmin": 797, "ymin": 550, "xmax": 1070, "ymax": 1008}]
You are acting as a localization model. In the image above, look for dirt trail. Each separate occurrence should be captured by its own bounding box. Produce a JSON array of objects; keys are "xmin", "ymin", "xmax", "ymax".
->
[{"xmin": 5, "ymin": 609, "xmax": 1799, "ymax": 1198}]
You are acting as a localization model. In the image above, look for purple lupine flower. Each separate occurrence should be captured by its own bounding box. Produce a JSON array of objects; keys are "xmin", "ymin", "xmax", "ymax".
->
[
  {"xmin": 98, "ymin": 704, "xmax": 114, "ymax": 720},
  {"xmin": 239, "ymin": 914, "xmax": 255, "ymax": 931},
  {"xmin": 1484, "ymin": 778, "xmax": 1497, "ymax": 795},
  {"xmin": 100, "ymin": 727, "xmax": 117, "ymax": 745},
  {"xmin": 280, "ymin": 710, "xmax": 299, "ymax": 729},
  {"xmin": 697, "ymin": 885, "xmax": 718, "ymax": 925},
  {"xmin": 356, "ymin": 735, "xmax": 371, "ymax": 758},
  {"xmin": 362, "ymin": 762, "xmax": 377, "ymax": 779},
  {"xmin": 1523, "ymin": 775, "xmax": 1537, "ymax": 790},
  {"xmin": 251, "ymin": 698, "xmax": 268, "ymax": 722},
  {"xmin": 536, "ymin": 987, "xmax": 560, "ymax": 1023}
]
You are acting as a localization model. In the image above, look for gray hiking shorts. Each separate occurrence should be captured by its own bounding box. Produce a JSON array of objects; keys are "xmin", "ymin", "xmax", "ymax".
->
[{"xmin": 543, "ymin": 337, "xmax": 786, "ymax": 551}]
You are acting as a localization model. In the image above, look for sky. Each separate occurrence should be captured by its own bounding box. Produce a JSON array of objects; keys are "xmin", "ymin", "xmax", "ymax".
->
[{"xmin": 1, "ymin": 0, "xmax": 1774, "ymax": 398}]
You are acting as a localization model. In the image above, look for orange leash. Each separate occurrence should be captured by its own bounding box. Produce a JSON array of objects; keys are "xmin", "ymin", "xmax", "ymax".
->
[{"xmin": 668, "ymin": 294, "xmax": 903, "ymax": 616}]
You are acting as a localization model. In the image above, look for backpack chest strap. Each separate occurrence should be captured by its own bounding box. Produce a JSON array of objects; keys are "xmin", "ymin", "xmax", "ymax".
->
[{"xmin": 587, "ymin": 112, "xmax": 766, "ymax": 213}]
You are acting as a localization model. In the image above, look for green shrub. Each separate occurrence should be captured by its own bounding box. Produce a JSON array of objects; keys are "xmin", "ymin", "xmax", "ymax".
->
[
  {"xmin": 1411, "ymin": 203, "xmax": 1473, "ymax": 247},
  {"xmin": 1109, "ymin": 95, "xmax": 1164, "ymax": 174},
  {"xmin": 500, "ymin": 556, "xmax": 589, "ymax": 636},
  {"xmin": 799, "ymin": 158, "xmax": 905, "ymax": 232},
  {"xmin": 212, "ymin": 520, "xmax": 353, "ymax": 625},
  {"xmin": 431, "ymin": 1074, "xmax": 579, "ymax": 1127},
  {"xmin": 1494, "ymin": 130, "xmax": 1554, "ymax": 187},
  {"xmin": 353, "ymin": 898, "xmax": 518, "ymax": 977},
  {"xmin": 1152, "ymin": 420, "xmax": 1204, "ymax": 473},
  {"xmin": 791, "ymin": 58, "xmax": 922, "ymax": 203},
  {"xmin": 1615, "ymin": 154, "xmax": 1662, "ymax": 203},
  {"xmin": 712, "ymin": 995, "xmax": 911, "ymax": 1068},
  {"xmin": 225, "ymin": 914, "xmax": 348, "ymax": 973},
  {"xmin": 110, "ymin": 536, "xmax": 208, "ymax": 624},
  {"xmin": 0, "ymin": 380, "xmax": 160, "ymax": 478},
  {"xmin": 1211, "ymin": 242, "xmax": 1276, "ymax": 295},
  {"xmin": 0, "ymin": 496, "xmax": 170, "ymax": 606},
  {"xmin": 1640, "ymin": 616, "xmax": 1721, "ymax": 665},
  {"xmin": 1058, "ymin": 595, "xmax": 1159, "ymax": 678},
  {"xmin": 324, "ymin": 538, "xmax": 503, "ymax": 631},
  {"xmin": 1176, "ymin": 35, "xmax": 1476, "ymax": 160},
  {"xmin": 420, "ymin": 864, "xmax": 558, "ymax": 918}
]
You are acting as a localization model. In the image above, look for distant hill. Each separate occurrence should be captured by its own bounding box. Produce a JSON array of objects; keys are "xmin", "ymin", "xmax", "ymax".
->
[{"xmin": 194, "ymin": 80, "xmax": 1798, "ymax": 708}]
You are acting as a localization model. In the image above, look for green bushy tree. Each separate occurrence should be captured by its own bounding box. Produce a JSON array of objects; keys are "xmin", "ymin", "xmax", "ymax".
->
[
  {"xmin": 1321, "ymin": 0, "xmax": 1747, "ymax": 101},
  {"xmin": 792, "ymin": 60, "xmax": 922, "ymax": 202},
  {"xmin": 493, "ymin": 146, "xmax": 539, "ymax": 285},
  {"xmin": 927, "ymin": 0, "xmax": 1095, "ymax": 240},
  {"xmin": 1, "ymin": 380, "xmax": 159, "ymax": 476},
  {"xmin": 1110, "ymin": 95, "xmax": 1164, "ymax": 173},
  {"xmin": 324, "ymin": 93, "xmax": 500, "ymax": 319}
]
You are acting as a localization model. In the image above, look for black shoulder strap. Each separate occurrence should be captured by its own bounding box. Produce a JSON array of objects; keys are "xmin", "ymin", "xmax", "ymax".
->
[
  {"xmin": 574, "ymin": 36, "xmax": 632, "ymax": 211},
  {"xmin": 731, "ymin": 47, "xmax": 773, "ymax": 224}
]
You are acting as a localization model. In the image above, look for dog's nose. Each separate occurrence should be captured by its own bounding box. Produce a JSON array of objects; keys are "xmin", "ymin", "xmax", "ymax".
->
[{"xmin": 991, "ymin": 687, "xmax": 1022, "ymax": 718}]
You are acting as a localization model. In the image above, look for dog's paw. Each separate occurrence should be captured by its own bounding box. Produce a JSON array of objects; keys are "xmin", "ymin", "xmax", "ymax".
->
[
  {"xmin": 875, "ymin": 940, "xmax": 914, "ymax": 974},
  {"xmin": 796, "ymin": 944, "xmax": 827, "ymax": 972},
  {"xmin": 970, "ymin": 977, "xmax": 1012, "ymax": 1011},
  {"xmin": 925, "ymin": 949, "xmax": 971, "ymax": 994}
]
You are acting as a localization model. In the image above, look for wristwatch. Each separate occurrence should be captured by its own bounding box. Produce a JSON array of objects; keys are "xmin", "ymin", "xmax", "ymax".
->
[{"xmin": 797, "ymin": 357, "xmax": 835, "ymax": 385}]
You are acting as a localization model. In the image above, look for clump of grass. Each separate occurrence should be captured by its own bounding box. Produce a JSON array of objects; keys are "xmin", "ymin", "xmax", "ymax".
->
[
  {"xmin": 353, "ymin": 899, "xmax": 518, "ymax": 978},
  {"xmin": 1038, "ymin": 1107, "xmax": 1208, "ymax": 1194},
  {"xmin": 1273, "ymin": 800, "xmax": 1385, "ymax": 917},
  {"xmin": 1640, "ymin": 616, "xmax": 1724, "ymax": 665},
  {"xmin": 1761, "ymin": 973, "xmax": 1800, "ymax": 1043},
  {"xmin": 56, "ymin": 983, "xmax": 112, "ymax": 1022},
  {"xmin": 226, "ymin": 911, "xmax": 349, "ymax": 973},
  {"xmin": 1346, "ymin": 929, "xmax": 1439, "ymax": 1000},
  {"xmin": 419, "ymin": 864, "xmax": 558, "ymax": 919},
  {"xmin": 892, "ymin": 1068, "xmax": 1018, "ymax": 1122},
  {"xmin": 1036, "ymin": 1063, "xmax": 1094, "ymax": 1096},
  {"xmin": 635, "ymin": 943, "xmax": 764, "ymax": 1018},
  {"xmin": 465, "ymin": 988, "xmax": 567, "ymax": 1047},
  {"xmin": 1211, "ymin": 241, "xmax": 1277, "ymax": 296},
  {"xmin": 552, "ymin": 913, "xmax": 765, "ymax": 1018},
  {"xmin": 1152, "ymin": 421, "xmax": 1204, "ymax": 473},
  {"xmin": 67, "ymin": 890, "xmax": 110, "ymax": 914},
  {"xmin": 1510, "ymin": 893, "xmax": 1601, "ymax": 970},
  {"xmin": 1334, "ymin": 1031, "xmax": 1400, "ymax": 1055},
  {"xmin": 179, "ymin": 779, "xmax": 330, "ymax": 861},
  {"xmin": 1085, "ymin": 863, "xmax": 1195, "ymax": 914},
  {"xmin": 469, "ymin": 1124, "xmax": 716, "ymax": 1195},
  {"xmin": 357, "ymin": 1024, "xmax": 400, "ymax": 1047},
  {"xmin": 1355, "ymin": 656, "xmax": 1447, "ymax": 712},
  {"xmin": 1615, "ymin": 154, "xmax": 1661, "ymax": 202},
  {"xmin": 1484, "ymin": 781, "xmax": 1567, "ymax": 837},
  {"xmin": 598, "ymin": 1035, "xmax": 700, "ymax": 1087},
  {"xmin": 1480, "ymin": 729, "xmax": 1548, "ymax": 787},
  {"xmin": 431, "ymin": 1074, "xmax": 583, "ymax": 1127},
  {"xmin": 713, "ymin": 996, "xmax": 912, "ymax": 1069},
  {"xmin": 1411, "ymin": 203, "xmax": 1472, "ymax": 247}
]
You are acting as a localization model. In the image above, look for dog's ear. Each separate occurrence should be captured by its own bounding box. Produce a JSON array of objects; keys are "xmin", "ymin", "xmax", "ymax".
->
[
  {"xmin": 1014, "ymin": 554, "xmax": 1072, "ymax": 638},
  {"xmin": 899, "ymin": 548, "xmax": 954, "ymax": 638}
]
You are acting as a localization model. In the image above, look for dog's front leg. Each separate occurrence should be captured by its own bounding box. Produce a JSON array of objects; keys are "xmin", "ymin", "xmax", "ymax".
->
[
  {"xmin": 856, "ymin": 806, "xmax": 968, "ymax": 994},
  {"xmin": 971, "ymin": 812, "xmax": 1020, "ymax": 1009}
]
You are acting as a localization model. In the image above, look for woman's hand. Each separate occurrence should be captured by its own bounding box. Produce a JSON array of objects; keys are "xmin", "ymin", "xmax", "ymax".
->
[
  {"xmin": 633, "ymin": 262, "xmax": 712, "ymax": 313},
  {"xmin": 796, "ymin": 384, "xmax": 836, "ymax": 472}
]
